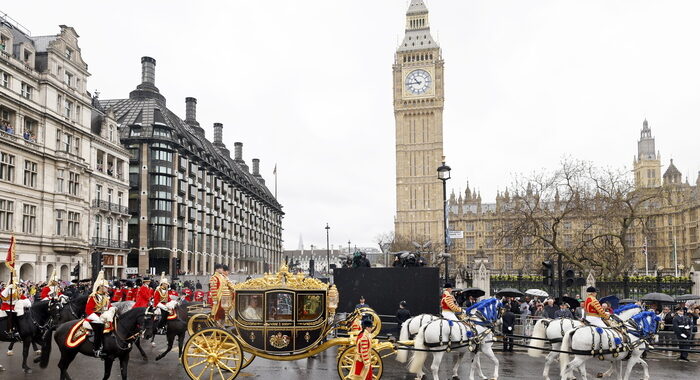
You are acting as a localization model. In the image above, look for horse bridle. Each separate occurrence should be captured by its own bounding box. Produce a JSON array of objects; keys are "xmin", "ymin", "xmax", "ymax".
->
[{"xmin": 111, "ymin": 312, "xmax": 150, "ymax": 351}]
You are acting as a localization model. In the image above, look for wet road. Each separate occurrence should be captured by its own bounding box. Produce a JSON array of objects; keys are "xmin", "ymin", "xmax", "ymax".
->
[{"xmin": 0, "ymin": 335, "xmax": 696, "ymax": 379}]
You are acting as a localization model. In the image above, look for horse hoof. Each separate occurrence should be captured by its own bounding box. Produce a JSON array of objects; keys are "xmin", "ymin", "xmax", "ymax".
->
[
  {"xmin": 142, "ymin": 356, "xmax": 148, "ymax": 362},
  {"xmin": 0, "ymin": 365, "xmax": 4, "ymax": 371},
  {"xmin": 6, "ymin": 350, "xmax": 13, "ymax": 356},
  {"xmin": 151, "ymin": 342, "xmax": 156, "ymax": 347},
  {"xmin": 24, "ymin": 369, "xmax": 32, "ymax": 374},
  {"xmin": 35, "ymin": 350, "xmax": 42, "ymax": 355},
  {"xmin": 596, "ymin": 373, "xmax": 604, "ymax": 378}
]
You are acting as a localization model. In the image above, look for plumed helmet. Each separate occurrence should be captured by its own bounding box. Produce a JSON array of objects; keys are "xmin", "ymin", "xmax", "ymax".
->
[
  {"xmin": 48, "ymin": 268, "xmax": 59, "ymax": 285},
  {"xmin": 586, "ymin": 286, "xmax": 597, "ymax": 293},
  {"xmin": 159, "ymin": 272, "xmax": 169, "ymax": 286},
  {"xmin": 92, "ymin": 271, "xmax": 108, "ymax": 294}
]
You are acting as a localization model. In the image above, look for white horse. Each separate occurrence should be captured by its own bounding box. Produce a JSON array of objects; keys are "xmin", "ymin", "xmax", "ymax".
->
[
  {"xmin": 408, "ymin": 298, "xmax": 501, "ymax": 380},
  {"xmin": 528, "ymin": 305, "xmax": 643, "ymax": 379},
  {"xmin": 396, "ymin": 314, "xmax": 440, "ymax": 363},
  {"xmin": 559, "ymin": 310, "xmax": 661, "ymax": 380}
]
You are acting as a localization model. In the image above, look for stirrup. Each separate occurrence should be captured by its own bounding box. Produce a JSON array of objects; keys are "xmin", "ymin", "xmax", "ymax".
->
[{"xmin": 93, "ymin": 349, "xmax": 106, "ymax": 359}]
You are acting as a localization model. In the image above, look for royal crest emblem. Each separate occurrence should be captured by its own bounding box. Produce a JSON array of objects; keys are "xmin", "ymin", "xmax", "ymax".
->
[{"xmin": 269, "ymin": 332, "xmax": 290, "ymax": 349}]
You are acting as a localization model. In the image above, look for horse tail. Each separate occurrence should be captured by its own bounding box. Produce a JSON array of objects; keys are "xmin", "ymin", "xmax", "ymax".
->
[
  {"xmin": 396, "ymin": 318, "xmax": 412, "ymax": 363},
  {"xmin": 408, "ymin": 324, "xmax": 428, "ymax": 374},
  {"xmin": 39, "ymin": 328, "xmax": 52, "ymax": 368},
  {"xmin": 527, "ymin": 319, "xmax": 547, "ymax": 357},
  {"xmin": 559, "ymin": 329, "xmax": 574, "ymax": 378}
]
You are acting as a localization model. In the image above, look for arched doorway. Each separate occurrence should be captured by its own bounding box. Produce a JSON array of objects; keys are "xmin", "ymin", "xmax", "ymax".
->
[
  {"xmin": 46, "ymin": 263, "xmax": 55, "ymax": 281},
  {"xmin": 60, "ymin": 265, "xmax": 69, "ymax": 281},
  {"xmin": 19, "ymin": 263, "xmax": 34, "ymax": 282},
  {"xmin": 0, "ymin": 265, "xmax": 8, "ymax": 283}
]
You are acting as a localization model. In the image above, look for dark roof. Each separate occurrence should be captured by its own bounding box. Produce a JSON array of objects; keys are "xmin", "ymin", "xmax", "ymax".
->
[
  {"xmin": 663, "ymin": 159, "xmax": 681, "ymax": 179},
  {"xmin": 98, "ymin": 93, "xmax": 282, "ymax": 212}
]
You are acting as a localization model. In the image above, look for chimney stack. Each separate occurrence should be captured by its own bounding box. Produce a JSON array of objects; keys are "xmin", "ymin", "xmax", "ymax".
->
[
  {"xmin": 252, "ymin": 158, "xmax": 260, "ymax": 176},
  {"xmin": 141, "ymin": 56, "xmax": 156, "ymax": 86},
  {"xmin": 185, "ymin": 97, "xmax": 197, "ymax": 122},
  {"xmin": 213, "ymin": 123, "xmax": 223, "ymax": 145},
  {"xmin": 234, "ymin": 142, "xmax": 243, "ymax": 161}
]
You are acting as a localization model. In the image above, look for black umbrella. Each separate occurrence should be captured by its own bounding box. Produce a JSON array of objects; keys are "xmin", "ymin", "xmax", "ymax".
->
[
  {"xmin": 619, "ymin": 298, "xmax": 637, "ymax": 305},
  {"xmin": 562, "ymin": 296, "xmax": 580, "ymax": 309},
  {"xmin": 641, "ymin": 292, "xmax": 675, "ymax": 303},
  {"xmin": 675, "ymin": 294, "xmax": 700, "ymax": 302},
  {"xmin": 495, "ymin": 288, "xmax": 524, "ymax": 298},
  {"xmin": 460, "ymin": 287, "xmax": 486, "ymax": 298},
  {"xmin": 599, "ymin": 295, "xmax": 620, "ymax": 310}
]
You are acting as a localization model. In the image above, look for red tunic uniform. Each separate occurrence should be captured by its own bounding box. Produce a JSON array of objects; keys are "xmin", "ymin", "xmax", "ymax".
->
[
  {"xmin": 153, "ymin": 288, "xmax": 169, "ymax": 306},
  {"xmin": 182, "ymin": 288, "xmax": 193, "ymax": 302},
  {"xmin": 133, "ymin": 285, "xmax": 152, "ymax": 308},
  {"xmin": 111, "ymin": 288, "xmax": 124, "ymax": 302},
  {"xmin": 440, "ymin": 291, "xmax": 461, "ymax": 313},
  {"xmin": 194, "ymin": 290, "xmax": 204, "ymax": 302},
  {"xmin": 350, "ymin": 331, "xmax": 373, "ymax": 380},
  {"xmin": 1, "ymin": 287, "xmax": 26, "ymax": 311},
  {"xmin": 125, "ymin": 288, "xmax": 135, "ymax": 301},
  {"xmin": 85, "ymin": 294, "xmax": 111, "ymax": 316},
  {"xmin": 584, "ymin": 296, "xmax": 609, "ymax": 319}
]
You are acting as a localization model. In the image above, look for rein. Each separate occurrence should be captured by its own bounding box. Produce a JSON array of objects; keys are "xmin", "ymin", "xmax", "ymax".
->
[{"xmin": 111, "ymin": 313, "xmax": 146, "ymax": 351}]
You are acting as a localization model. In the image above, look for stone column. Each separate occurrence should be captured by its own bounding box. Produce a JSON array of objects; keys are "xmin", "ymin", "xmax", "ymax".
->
[{"xmin": 691, "ymin": 269, "xmax": 700, "ymax": 297}]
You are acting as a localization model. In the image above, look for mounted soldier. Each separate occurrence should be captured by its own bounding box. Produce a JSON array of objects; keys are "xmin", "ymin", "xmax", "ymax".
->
[
  {"xmin": 153, "ymin": 272, "xmax": 176, "ymax": 333},
  {"xmin": 40, "ymin": 269, "xmax": 62, "ymax": 302},
  {"xmin": 84, "ymin": 270, "xmax": 115, "ymax": 358},
  {"xmin": 440, "ymin": 282, "xmax": 462, "ymax": 321},
  {"xmin": 583, "ymin": 286, "xmax": 610, "ymax": 327},
  {"xmin": 133, "ymin": 277, "xmax": 151, "ymax": 308},
  {"xmin": 1, "ymin": 271, "xmax": 27, "ymax": 340}
]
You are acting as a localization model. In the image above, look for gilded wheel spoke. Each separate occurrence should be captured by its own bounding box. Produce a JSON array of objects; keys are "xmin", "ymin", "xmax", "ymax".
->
[
  {"xmin": 195, "ymin": 362, "xmax": 210, "ymax": 380},
  {"xmin": 188, "ymin": 358, "xmax": 209, "ymax": 369}
]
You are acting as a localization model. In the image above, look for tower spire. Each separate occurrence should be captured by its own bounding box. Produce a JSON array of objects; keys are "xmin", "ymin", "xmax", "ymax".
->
[{"xmin": 398, "ymin": 0, "xmax": 438, "ymax": 52}]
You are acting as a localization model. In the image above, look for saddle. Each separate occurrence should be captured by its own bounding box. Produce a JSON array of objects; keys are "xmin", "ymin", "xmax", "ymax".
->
[{"xmin": 65, "ymin": 320, "xmax": 113, "ymax": 348}]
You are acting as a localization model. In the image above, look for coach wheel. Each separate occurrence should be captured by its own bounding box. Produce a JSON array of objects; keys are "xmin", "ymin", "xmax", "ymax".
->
[
  {"xmin": 182, "ymin": 328, "xmax": 242, "ymax": 380},
  {"xmin": 240, "ymin": 351, "xmax": 255, "ymax": 369},
  {"xmin": 187, "ymin": 313, "xmax": 214, "ymax": 335},
  {"xmin": 337, "ymin": 346, "xmax": 383, "ymax": 380}
]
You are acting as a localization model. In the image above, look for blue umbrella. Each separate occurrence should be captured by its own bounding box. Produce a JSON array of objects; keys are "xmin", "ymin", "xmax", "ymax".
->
[{"xmin": 599, "ymin": 295, "xmax": 619, "ymax": 310}]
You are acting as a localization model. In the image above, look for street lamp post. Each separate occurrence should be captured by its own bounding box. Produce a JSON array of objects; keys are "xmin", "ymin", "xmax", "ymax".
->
[
  {"xmin": 437, "ymin": 157, "xmax": 452, "ymax": 285},
  {"xmin": 325, "ymin": 223, "xmax": 330, "ymax": 277},
  {"xmin": 348, "ymin": 240, "xmax": 351, "ymax": 257}
]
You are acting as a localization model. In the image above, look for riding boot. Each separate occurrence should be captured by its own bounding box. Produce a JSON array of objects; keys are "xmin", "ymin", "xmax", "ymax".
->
[
  {"xmin": 8, "ymin": 312, "xmax": 20, "ymax": 341},
  {"xmin": 91, "ymin": 323, "xmax": 106, "ymax": 358},
  {"xmin": 157, "ymin": 313, "xmax": 168, "ymax": 333}
]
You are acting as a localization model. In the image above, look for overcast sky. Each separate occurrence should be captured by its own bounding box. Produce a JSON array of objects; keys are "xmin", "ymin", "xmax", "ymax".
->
[{"xmin": 5, "ymin": 1, "xmax": 699, "ymax": 250}]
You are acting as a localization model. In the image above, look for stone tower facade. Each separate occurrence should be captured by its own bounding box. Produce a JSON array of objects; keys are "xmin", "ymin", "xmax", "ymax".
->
[
  {"xmin": 633, "ymin": 119, "xmax": 661, "ymax": 189},
  {"xmin": 393, "ymin": 0, "xmax": 445, "ymax": 244}
]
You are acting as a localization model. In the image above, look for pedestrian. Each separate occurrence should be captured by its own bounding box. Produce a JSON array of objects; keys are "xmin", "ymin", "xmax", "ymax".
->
[
  {"xmin": 396, "ymin": 301, "xmax": 411, "ymax": 336},
  {"xmin": 543, "ymin": 298, "xmax": 556, "ymax": 319},
  {"xmin": 554, "ymin": 303, "xmax": 574, "ymax": 319},
  {"xmin": 501, "ymin": 306, "xmax": 516, "ymax": 352},
  {"xmin": 195, "ymin": 280, "xmax": 202, "ymax": 290},
  {"xmin": 519, "ymin": 299, "xmax": 530, "ymax": 323},
  {"xmin": 672, "ymin": 306, "xmax": 692, "ymax": 361},
  {"xmin": 355, "ymin": 296, "xmax": 369, "ymax": 310},
  {"xmin": 533, "ymin": 303, "xmax": 545, "ymax": 318}
]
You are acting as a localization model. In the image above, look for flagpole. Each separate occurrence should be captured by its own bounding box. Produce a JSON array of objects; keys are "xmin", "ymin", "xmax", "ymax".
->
[{"xmin": 274, "ymin": 164, "xmax": 278, "ymax": 199}]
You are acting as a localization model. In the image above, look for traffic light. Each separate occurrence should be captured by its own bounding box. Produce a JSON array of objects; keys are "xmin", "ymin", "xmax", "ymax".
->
[
  {"xmin": 91, "ymin": 251, "xmax": 103, "ymax": 281},
  {"xmin": 71, "ymin": 263, "xmax": 80, "ymax": 277},
  {"xmin": 172, "ymin": 258, "xmax": 181, "ymax": 280},
  {"xmin": 564, "ymin": 269, "xmax": 575, "ymax": 287},
  {"xmin": 542, "ymin": 260, "xmax": 554, "ymax": 286}
]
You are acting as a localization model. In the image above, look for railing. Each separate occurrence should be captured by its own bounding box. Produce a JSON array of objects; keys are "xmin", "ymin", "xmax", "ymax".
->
[
  {"xmin": 90, "ymin": 237, "xmax": 130, "ymax": 249},
  {"xmin": 92, "ymin": 199, "xmax": 129, "ymax": 214}
]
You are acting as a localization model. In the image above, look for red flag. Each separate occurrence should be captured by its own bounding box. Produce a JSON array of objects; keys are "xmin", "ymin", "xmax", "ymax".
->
[{"xmin": 5, "ymin": 235, "xmax": 15, "ymax": 271}]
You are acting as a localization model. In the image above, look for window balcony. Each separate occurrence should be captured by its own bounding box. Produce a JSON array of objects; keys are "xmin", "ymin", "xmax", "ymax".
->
[
  {"xmin": 92, "ymin": 199, "xmax": 130, "ymax": 215},
  {"xmin": 90, "ymin": 237, "xmax": 130, "ymax": 249}
]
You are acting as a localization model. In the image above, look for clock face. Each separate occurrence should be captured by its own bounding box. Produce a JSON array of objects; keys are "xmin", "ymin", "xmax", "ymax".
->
[{"xmin": 405, "ymin": 69, "xmax": 432, "ymax": 95}]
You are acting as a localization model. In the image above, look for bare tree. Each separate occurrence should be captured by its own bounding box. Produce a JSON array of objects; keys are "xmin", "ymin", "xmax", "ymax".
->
[{"xmin": 499, "ymin": 157, "xmax": 661, "ymax": 277}]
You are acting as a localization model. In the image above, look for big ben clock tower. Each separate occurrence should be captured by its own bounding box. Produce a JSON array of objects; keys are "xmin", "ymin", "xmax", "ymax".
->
[{"xmin": 394, "ymin": 0, "xmax": 445, "ymax": 245}]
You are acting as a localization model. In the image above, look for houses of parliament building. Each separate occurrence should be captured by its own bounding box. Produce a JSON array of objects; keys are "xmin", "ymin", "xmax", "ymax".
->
[{"xmin": 392, "ymin": 2, "xmax": 698, "ymax": 276}]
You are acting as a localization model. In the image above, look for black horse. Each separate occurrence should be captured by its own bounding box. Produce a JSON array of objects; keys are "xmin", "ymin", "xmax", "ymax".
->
[
  {"xmin": 0, "ymin": 299, "xmax": 52, "ymax": 373},
  {"xmin": 52, "ymin": 307, "xmax": 153, "ymax": 380},
  {"xmin": 33, "ymin": 295, "xmax": 89, "ymax": 368},
  {"xmin": 151, "ymin": 301, "xmax": 191, "ymax": 361}
]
